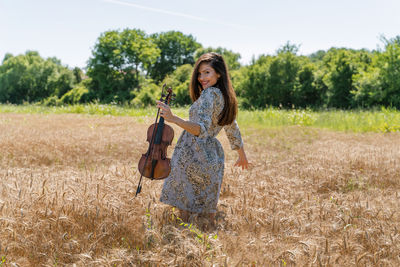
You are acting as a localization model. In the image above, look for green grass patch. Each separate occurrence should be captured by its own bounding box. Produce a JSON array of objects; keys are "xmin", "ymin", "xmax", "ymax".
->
[
  {"xmin": 237, "ymin": 107, "xmax": 400, "ymax": 133},
  {"xmin": 1, "ymin": 104, "xmax": 400, "ymax": 133}
]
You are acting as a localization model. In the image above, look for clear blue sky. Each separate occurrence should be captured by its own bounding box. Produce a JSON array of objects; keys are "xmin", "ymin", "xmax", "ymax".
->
[{"xmin": 1, "ymin": 0, "xmax": 399, "ymax": 69}]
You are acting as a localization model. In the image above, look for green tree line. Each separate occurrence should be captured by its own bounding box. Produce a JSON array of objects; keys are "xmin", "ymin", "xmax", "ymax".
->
[{"xmin": 1, "ymin": 28, "xmax": 400, "ymax": 109}]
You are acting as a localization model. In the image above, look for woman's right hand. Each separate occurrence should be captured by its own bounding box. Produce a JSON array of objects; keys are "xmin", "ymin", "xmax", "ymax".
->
[{"xmin": 156, "ymin": 100, "xmax": 175, "ymax": 123}]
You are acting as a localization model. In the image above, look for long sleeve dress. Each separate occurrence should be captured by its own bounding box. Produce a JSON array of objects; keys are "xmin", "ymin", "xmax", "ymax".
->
[{"xmin": 159, "ymin": 87, "xmax": 243, "ymax": 213}]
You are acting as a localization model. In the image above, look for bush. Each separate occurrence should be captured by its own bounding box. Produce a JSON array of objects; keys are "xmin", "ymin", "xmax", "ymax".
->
[
  {"xmin": 60, "ymin": 80, "xmax": 91, "ymax": 104},
  {"xmin": 130, "ymin": 81, "xmax": 160, "ymax": 108},
  {"xmin": 162, "ymin": 64, "xmax": 192, "ymax": 106},
  {"xmin": 41, "ymin": 95, "xmax": 61, "ymax": 106}
]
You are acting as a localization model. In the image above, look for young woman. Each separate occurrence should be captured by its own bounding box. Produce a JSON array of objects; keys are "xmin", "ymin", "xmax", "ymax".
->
[{"xmin": 156, "ymin": 52, "xmax": 249, "ymax": 223}]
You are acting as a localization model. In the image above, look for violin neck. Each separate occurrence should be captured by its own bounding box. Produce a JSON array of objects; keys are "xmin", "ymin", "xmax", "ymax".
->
[
  {"xmin": 158, "ymin": 115, "xmax": 165, "ymax": 126},
  {"xmin": 154, "ymin": 116, "xmax": 165, "ymax": 145},
  {"xmin": 153, "ymin": 97, "xmax": 168, "ymax": 145}
]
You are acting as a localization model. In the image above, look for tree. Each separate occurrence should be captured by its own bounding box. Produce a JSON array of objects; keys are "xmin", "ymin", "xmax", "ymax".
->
[
  {"xmin": 352, "ymin": 37, "xmax": 400, "ymax": 108},
  {"xmin": 194, "ymin": 47, "xmax": 241, "ymax": 71},
  {"xmin": 276, "ymin": 41, "xmax": 300, "ymax": 55},
  {"xmin": 378, "ymin": 36, "xmax": 400, "ymax": 107},
  {"xmin": 149, "ymin": 31, "xmax": 200, "ymax": 82},
  {"xmin": 293, "ymin": 60, "xmax": 322, "ymax": 108},
  {"xmin": 0, "ymin": 51, "xmax": 75, "ymax": 104},
  {"xmin": 73, "ymin": 67, "xmax": 83, "ymax": 83},
  {"xmin": 322, "ymin": 49, "xmax": 357, "ymax": 108},
  {"xmin": 266, "ymin": 50, "xmax": 301, "ymax": 107},
  {"xmin": 87, "ymin": 28, "xmax": 160, "ymax": 102},
  {"xmin": 308, "ymin": 50, "xmax": 327, "ymax": 62},
  {"xmin": 2, "ymin": 53, "xmax": 13, "ymax": 63},
  {"xmin": 352, "ymin": 64, "xmax": 382, "ymax": 107},
  {"xmin": 233, "ymin": 55, "xmax": 272, "ymax": 109}
]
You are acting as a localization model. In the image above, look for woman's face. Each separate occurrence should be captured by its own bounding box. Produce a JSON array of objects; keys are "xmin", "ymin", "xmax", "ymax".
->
[{"xmin": 197, "ymin": 62, "xmax": 220, "ymax": 90}]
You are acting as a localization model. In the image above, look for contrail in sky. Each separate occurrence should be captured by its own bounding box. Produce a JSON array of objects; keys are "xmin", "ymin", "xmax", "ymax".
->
[{"xmin": 103, "ymin": 0, "xmax": 250, "ymax": 30}]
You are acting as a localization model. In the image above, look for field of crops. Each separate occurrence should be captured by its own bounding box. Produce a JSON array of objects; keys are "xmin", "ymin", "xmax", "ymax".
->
[{"xmin": 1, "ymin": 107, "xmax": 400, "ymax": 266}]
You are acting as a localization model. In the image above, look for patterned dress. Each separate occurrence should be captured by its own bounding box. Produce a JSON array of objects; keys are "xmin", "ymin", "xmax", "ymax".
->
[{"xmin": 160, "ymin": 87, "xmax": 243, "ymax": 213}]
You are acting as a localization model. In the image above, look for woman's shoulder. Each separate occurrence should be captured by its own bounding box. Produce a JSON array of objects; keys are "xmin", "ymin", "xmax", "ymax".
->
[
  {"xmin": 201, "ymin": 87, "xmax": 224, "ymax": 109},
  {"xmin": 202, "ymin": 87, "xmax": 223, "ymax": 98}
]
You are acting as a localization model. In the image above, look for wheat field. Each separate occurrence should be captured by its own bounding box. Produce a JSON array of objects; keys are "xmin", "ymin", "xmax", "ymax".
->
[{"xmin": 0, "ymin": 113, "xmax": 400, "ymax": 266}]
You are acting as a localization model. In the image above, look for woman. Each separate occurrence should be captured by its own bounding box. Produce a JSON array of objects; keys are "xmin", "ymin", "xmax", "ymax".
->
[{"xmin": 157, "ymin": 52, "xmax": 249, "ymax": 224}]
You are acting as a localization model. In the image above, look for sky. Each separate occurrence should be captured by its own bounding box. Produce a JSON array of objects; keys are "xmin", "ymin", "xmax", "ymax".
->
[{"xmin": 1, "ymin": 0, "xmax": 400, "ymax": 69}]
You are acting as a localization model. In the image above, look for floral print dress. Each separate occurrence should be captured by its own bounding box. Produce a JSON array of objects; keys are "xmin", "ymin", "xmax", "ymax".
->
[{"xmin": 160, "ymin": 87, "xmax": 243, "ymax": 213}]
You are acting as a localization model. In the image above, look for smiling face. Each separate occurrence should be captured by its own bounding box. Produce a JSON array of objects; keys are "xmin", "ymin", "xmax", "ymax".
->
[{"xmin": 197, "ymin": 62, "xmax": 220, "ymax": 90}]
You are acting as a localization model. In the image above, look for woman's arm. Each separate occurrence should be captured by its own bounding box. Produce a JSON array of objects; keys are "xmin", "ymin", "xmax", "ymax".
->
[
  {"xmin": 169, "ymin": 115, "xmax": 201, "ymax": 136},
  {"xmin": 156, "ymin": 101, "xmax": 201, "ymax": 136}
]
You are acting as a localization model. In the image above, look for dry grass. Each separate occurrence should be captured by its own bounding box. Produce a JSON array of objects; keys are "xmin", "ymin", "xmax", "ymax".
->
[{"xmin": 1, "ymin": 113, "xmax": 400, "ymax": 266}]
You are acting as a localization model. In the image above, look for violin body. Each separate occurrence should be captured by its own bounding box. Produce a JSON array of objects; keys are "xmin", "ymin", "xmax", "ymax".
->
[{"xmin": 138, "ymin": 121, "xmax": 174, "ymax": 179}]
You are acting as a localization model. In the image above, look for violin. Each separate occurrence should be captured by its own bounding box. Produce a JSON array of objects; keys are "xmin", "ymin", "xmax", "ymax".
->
[{"xmin": 136, "ymin": 84, "xmax": 175, "ymax": 196}]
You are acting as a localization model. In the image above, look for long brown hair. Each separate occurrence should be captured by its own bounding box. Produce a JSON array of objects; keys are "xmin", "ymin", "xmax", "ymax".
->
[{"xmin": 189, "ymin": 52, "xmax": 238, "ymax": 126}]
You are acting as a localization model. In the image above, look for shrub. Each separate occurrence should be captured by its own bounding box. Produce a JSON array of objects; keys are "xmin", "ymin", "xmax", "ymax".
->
[{"xmin": 60, "ymin": 79, "xmax": 92, "ymax": 104}]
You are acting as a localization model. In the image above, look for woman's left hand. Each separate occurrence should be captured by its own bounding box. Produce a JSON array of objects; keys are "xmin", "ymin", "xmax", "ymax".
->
[
  {"xmin": 234, "ymin": 155, "xmax": 249, "ymax": 170},
  {"xmin": 156, "ymin": 101, "xmax": 175, "ymax": 122},
  {"xmin": 234, "ymin": 146, "xmax": 249, "ymax": 170}
]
